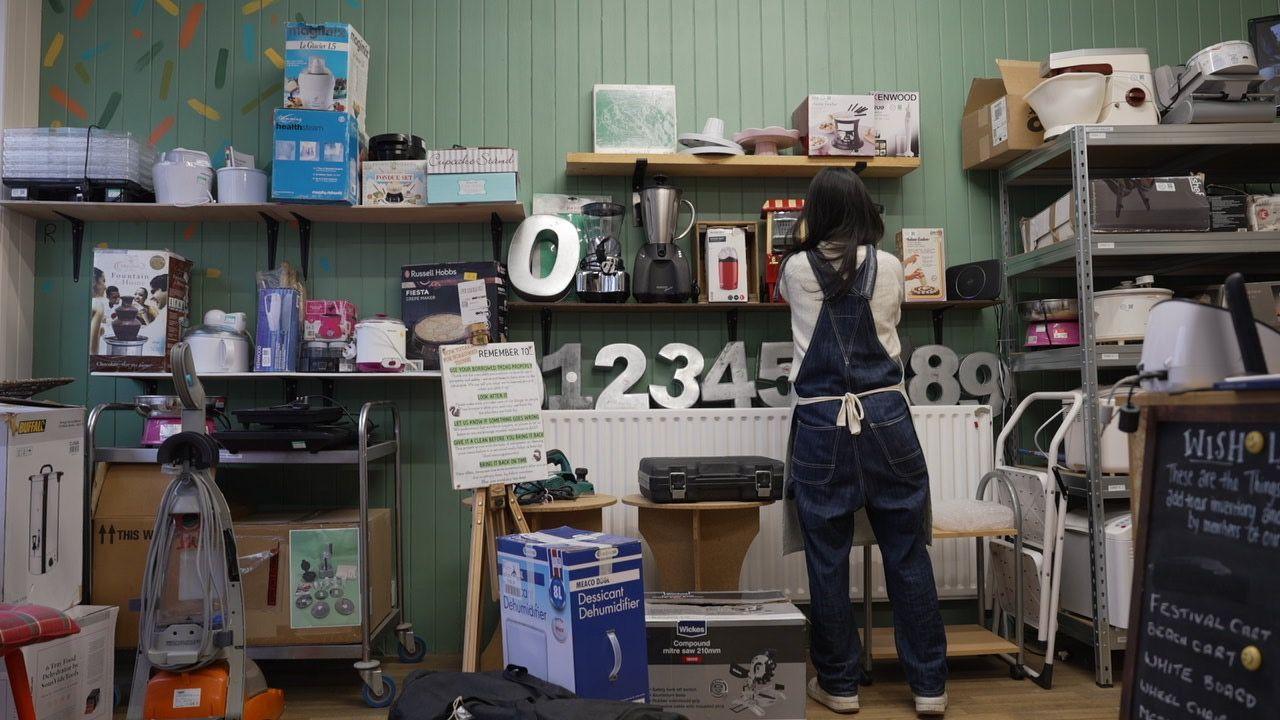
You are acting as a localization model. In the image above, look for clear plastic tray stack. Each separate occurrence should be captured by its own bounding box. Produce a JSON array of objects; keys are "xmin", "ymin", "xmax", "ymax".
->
[{"xmin": 2, "ymin": 127, "xmax": 156, "ymax": 190}]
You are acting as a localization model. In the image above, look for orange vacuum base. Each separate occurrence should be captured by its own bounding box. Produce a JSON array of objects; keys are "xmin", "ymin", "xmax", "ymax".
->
[{"xmin": 143, "ymin": 665, "xmax": 285, "ymax": 720}]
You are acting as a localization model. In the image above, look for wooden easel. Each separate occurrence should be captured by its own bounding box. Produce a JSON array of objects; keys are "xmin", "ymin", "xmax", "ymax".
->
[{"xmin": 461, "ymin": 483, "xmax": 530, "ymax": 672}]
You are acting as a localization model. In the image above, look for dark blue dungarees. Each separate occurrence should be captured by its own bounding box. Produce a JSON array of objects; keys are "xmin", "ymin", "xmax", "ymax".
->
[{"xmin": 788, "ymin": 248, "xmax": 947, "ymax": 697}]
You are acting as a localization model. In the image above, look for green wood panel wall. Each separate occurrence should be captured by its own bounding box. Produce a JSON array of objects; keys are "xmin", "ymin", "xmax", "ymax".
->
[{"xmin": 34, "ymin": 0, "xmax": 1275, "ymax": 652}]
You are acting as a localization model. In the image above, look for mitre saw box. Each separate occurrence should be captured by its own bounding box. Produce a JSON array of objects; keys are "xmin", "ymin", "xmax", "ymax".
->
[{"xmin": 645, "ymin": 591, "xmax": 806, "ymax": 720}]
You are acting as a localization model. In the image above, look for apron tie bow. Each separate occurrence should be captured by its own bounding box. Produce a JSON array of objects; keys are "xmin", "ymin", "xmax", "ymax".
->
[{"xmin": 836, "ymin": 393, "xmax": 867, "ymax": 435}]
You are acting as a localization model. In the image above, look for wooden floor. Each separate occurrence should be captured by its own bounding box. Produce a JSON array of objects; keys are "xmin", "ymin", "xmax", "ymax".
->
[{"xmin": 124, "ymin": 654, "xmax": 1119, "ymax": 719}]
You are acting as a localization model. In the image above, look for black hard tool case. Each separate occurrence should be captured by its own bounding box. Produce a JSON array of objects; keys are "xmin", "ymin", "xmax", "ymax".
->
[{"xmin": 638, "ymin": 456, "xmax": 785, "ymax": 503}]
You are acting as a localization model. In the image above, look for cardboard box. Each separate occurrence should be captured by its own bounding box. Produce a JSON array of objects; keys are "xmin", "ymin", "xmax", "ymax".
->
[
  {"xmin": 0, "ymin": 605, "xmax": 117, "ymax": 720},
  {"xmin": 255, "ymin": 288, "xmax": 302, "ymax": 372},
  {"xmin": 271, "ymin": 108, "xmax": 362, "ymax": 205},
  {"xmin": 0, "ymin": 401, "xmax": 84, "ymax": 611},
  {"xmin": 1089, "ymin": 176, "xmax": 1209, "ymax": 232},
  {"xmin": 362, "ymin": 160, "xmax": 427, "ymax": 206},
  {"xmin": 961, "ymin": 59, "xmax": 1045, "ymax": 170},
  {"xmin": 873, "ymin": 90, "xmax": 920, "ymax": 157},
  {"xmin": 236, "ymin": 509, "xmax": 392, "ymax": 646},
  {"xmin": 695, "ymin": 221, "xmax": 758, "ymax": 303},
  {"xmin": 1192, "ymin": 281, "xmax": 1280, "ymax": 331},
  {"xmin": 425, "ymin": 147, "xmax": 519, "ymax": 174},
  {"xmin": 1248, "ymin": 194, "xmax": 1280, "ymax": 231},
  {"xmin": 897, "ymin": 228, "xmax": 946, "ymax": 302},
  {"xmin": 497, "ymin": 527, "xmax": 649, "ymax": 702},
  {"xmin": 792, "ymin": 94, "xmax": 876, "ymax": 157},
  {"xmin": 283, "ymin": 22, "xmax": 370, "ymax": 130},
  {"xmin": 401, "ymin": 262, "xmax": 508, "ymax": 370},
  {"xmin": 593, "ymin": 84, "xmax": 677, "ymax": 154},
  {"xmin": 426, "ymin": 172, "xmax": 518, "ymax": 205},
  {"xmin": 1209, "ymin": 194, "xmax": 1249, "ymax": 231},
  {"xmin": 303, "ymin": 299, "xmax": 358, "ymax": 341},
  {"xmin": 1019, "ymin": 191, "xmax": 1076, "ymax": 253},
  {"xmin": 646, "ymin": 592, "xmax": 807, "ymax": 720},
  {"xmin": 90, "ymin": 248, "xmax": 192, "ymax": 373}
]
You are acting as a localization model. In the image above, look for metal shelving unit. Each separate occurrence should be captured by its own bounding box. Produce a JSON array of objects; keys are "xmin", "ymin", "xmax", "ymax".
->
[
  {"xmin": 997, "ymin": 123, "xmax": 1280, "ymax": 687},
  {"xmin": 85, "ymin": 400, "xmax": 416, "ymax": 705}
]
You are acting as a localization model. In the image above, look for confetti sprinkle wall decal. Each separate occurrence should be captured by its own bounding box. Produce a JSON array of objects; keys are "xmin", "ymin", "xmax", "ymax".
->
[
  {"xmin": 47, "ymin": 0, "xmax": 65, "ymax": 14},
  {"xmin": 73, "ymin": 62, "xmax": 91, "ymax": 85},
  {"xmin": 134, "ymin": 41, "xmax": 163, "ymax": 71},
  {"xmin": 81, "ymin": 42, "xmax": 110, "ymax": 61},
  {"xmin": 131, "ymin": 28, "xmax": 144, "ymax": 39},
  {"xmin": 159, "ymin": 59, "xmax": 174, "ymax": 99},
  {"xmin": 263, "ymin": 47, "xmax": 284, "ymax": 69},
  {"xmin": 50, "ymin": 120, "xmax": 63, "ymax": 128},
  {"xmin": 148, "ymin": 115, "xmax": 175, "ymax": 146},
  {"xmin": 242, "ymin": 23, "xmax": 255, "ymax": 61},
  {"xmin": 154, "ymin": 0, "xmax": 178, "ymax": 17},
  {"xmin": 49, "ymin": 85, "xmax": 87, "ymax": 120},
  {"xmin": 187, "ymin": 98, "xmax": 222, "ymax": 121},
  {"xmin": 97, "ymin": 91, "xmax": 121, "ymax": 127},
  {"xmin": 293, "ymin": 13, "xmax": 303, "ymax": 22},
  {"xmin": 73, "ymin": 0, "xmax": 95, "ymax": 20},
  {"xmin": 346, "ymin": 0, "xmax": 360, "ymax": 7},
  {"xmin": 43, "ymin": 33, "xmax": 64, "ymax": 68},
  {"xmin": 183, "ymin": 223, "xmax": 197, "ymax": 240},
  {"xmin": 205, "ymin": 268, "xmax": 222, "ymax": 278},
  {"xmin": 215, "ymin": 48, "xmax": 229, "ymax": 88},
  {"xmin": 239, "ymin": 82, "xmax": 280, "ymax": 115},
  {"xmin": 242, "ymin": 0, "xmax": 276, "ymax": 15},
  {"xmin": 130, "ymin": 0, "xmax": 145, "ymax": 16},
  {"xmin": 179, "ymin": 3, "xmax": 205, "ymax": 49}
]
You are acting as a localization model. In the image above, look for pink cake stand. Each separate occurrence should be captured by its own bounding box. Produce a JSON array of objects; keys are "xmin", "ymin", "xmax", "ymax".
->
[{"xmin": 732, "ymin": 127, "xmax": 800, "ymax": 156}]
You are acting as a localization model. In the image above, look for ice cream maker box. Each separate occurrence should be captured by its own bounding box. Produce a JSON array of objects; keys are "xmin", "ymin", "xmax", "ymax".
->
[
  {"xmin": 497, "ymin": 527, "xmax": 649, "ymax": 702},
  {"xmin": 645, "ymin": 591, "xmax": 807, "ymax": 720},
  {"xmin": 283, "ymin": 22, "xmax": 370, "ymax": 129}
]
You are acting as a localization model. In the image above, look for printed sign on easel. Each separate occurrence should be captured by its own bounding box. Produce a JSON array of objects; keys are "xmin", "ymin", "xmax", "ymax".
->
[{"xmin": 440, "ymin": 341, "xmax": 547, "ymax": 489}]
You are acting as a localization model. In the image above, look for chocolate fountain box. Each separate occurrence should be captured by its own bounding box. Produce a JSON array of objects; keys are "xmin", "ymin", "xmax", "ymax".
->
[
  {"xmin": 89, "ymin": 249, "xmax": 192, "ymax": 372},
  {"xmin": 400, "ymin": 262, "xmax": 508, "ymax": 371}
]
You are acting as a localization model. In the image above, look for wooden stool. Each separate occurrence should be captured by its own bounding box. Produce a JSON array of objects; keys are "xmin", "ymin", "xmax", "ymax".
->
[
  {"xmin": 462, "ymin": 493, "xmax": 618, "ymax": 532},
  {"xmin": 622, "ymin": 494, "xmax": 772, "ymax": 592}
]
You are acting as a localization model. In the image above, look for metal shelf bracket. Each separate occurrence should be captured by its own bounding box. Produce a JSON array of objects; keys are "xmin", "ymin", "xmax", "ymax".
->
[
  {"xmin": 55, "ymin": 211, "xmax": 86, "ymax": 282},
  {"xmin": 290, "ymin": 212, "xmax": 312, "ymax": 278},
  {"xmin": 540, "ymin": 308, "xmax": 553, "ymax": 352},
  {"xmin": 852, "ymin": 161, "xmax": 868, "ymax": 175},
  {"xmin": 260, "ymin": 211, "xmax": 281, "ymax": 271},
  {"xmin": 727, "ymin": 309, "xmax": 739, "ymax": 342},
  {"xmin": 490, "ymin": 212, "xmax": 504, "ymax": 263},
  {"xmin": 930, "ymin": 307, "xmax": 948, "ymax": 345}
]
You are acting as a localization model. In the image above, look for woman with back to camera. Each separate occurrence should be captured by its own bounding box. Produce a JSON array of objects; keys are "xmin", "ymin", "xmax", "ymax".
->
[{"xmin": 779, "ymin": 168, "xmax": 947, "ymax": 716}]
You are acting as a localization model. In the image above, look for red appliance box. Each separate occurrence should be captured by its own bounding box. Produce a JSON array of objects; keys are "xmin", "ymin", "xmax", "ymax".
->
[{"xmin": 303, "ymin": 299, "xmax": 358, "ymax": 341}]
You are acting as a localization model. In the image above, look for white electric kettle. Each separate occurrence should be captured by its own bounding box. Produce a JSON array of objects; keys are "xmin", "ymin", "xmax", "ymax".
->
[{"xmin": 154, "ymin": 148, "xmax": 214, "ymax": 205}]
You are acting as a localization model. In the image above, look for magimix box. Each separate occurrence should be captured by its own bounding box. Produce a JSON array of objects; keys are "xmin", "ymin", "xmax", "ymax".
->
[
  {"xmin": 646, "ymin": 591, "xmax": 807, "ymax": 720},
  {"xmin": 497, "ymin": 528, "xmax": 649, "ymax": 702},
  {"xmin": 271, "ymin": 108, "xmax": 362, "ymax": 204},
  {"xmin": 283, "ymin": 22, "xmax": 370, "ymax": 130}
]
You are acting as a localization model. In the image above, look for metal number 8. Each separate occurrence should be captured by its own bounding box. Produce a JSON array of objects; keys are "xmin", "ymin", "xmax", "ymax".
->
[{"xmin": 907, "ymin": 345, "xmax": 961, "ymax": 405}]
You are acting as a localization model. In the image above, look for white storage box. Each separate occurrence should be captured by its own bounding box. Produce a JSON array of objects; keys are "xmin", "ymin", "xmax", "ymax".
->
[
  {"xmin": 0, "ymin": 401, "xmax": 84, "ymax": 611},
  {"xmin": 1020, "ymin": 191, "xmax": 1076, "ymax": 253},
  {"xmin": 1060, "ymin": 511, "xmax": 1133, "ymax": 629},
  {"xmin": 1063, "ymin": 390, "xmax": 1137, "ymax": 474},
  {"xmin": 0, "ymin": 605, "xmax": 117, "ymax": 720}
]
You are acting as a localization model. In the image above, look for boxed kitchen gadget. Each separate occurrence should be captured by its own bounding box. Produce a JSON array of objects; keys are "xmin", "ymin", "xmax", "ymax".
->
[
  {"xmin": 1209, "ymin": 194, "xmax": 1249, "ymax": 231},
  {"xmin": 695, "ymin": 222, "xmax": 757, "ymax": 303},
  {"xmin": 0, "ymin": 400, "xmax": 83, "ymax": 611},
  {"xmin": 961, "ymin": 59, "xmax": 1045, "ymax": 170},
  {"xmin": 362, "ymin": 160, "xmax": 427, "ymax": 206},
  {"xmin": 646, "ymin": 591, "xmax": 806, "ymax": 720},
  {"xmin": 426, "ymin": 171, "xmax": 518, "ymax": 205},
  {"xmin": 792, "ymin": 94, "xmax": 876, "ymax": 157},
  {"xmin": 1191, "ymin": 280, "xmax": 1280, "ymax": 330},
  {"xmin": 1089, "ymin": 176, "xmax": 1210, "ymax": 232},
  {"xmin": 425, "ymin": 146, "xmax": 520, "ymax": 175},
  {"xmin": 1020, "ymin": 191, "xmax": 1076, "ymax": 253},
  {"xmin": 283, "ymin": 22, "xmax": 370, "ymax": 129},
  {"xmin": 0, "ymin": 605, "xmax": 117, "ymax": 720},
  {"xmin": 593, "ymin": 84, "xmax": 678, "ymax": 154},
  {"xmin": 401, "ymin": 262, "xmax": 508, "ymax": 371},
  {"xmin": 874, "ymin": 90, "xmax": 920, "ymax": 157},
  {"xmin": 497, "ymin": 527, "xmax": 649, "ymax": 702},
  {"xmin": 1248, "ymin": 193, "xmax": 1280, "ymax": 231},
  {"xmin": 271, "ymin": 108, "xmax": 362, "ymax": 205},
  {"xmin": 255, "ymin": 288, "xmax": 302, "ymax": 372},
  {"xmin": 90, "ymin": 248, "xmax": 192, "ymax": 373},
  {"xmin": 761, "ymin": 200, "xmax": 804, "ymax": 303},
  {"xmin": 1060, "ymin": 510, "xmax": 1133, "ymax": 629},
  {"xmin": 303, "ymin": 299, "xmax": 358, "ymax": 341},
  {"xmin": 897, "ymin": 228, "xmax": 947, "ymax": 302}
]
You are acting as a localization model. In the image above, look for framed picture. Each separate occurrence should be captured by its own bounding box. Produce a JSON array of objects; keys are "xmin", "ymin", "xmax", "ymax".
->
[{"xmin": 592, "ymin": 84, "xmax": 678, "ymax": 154}]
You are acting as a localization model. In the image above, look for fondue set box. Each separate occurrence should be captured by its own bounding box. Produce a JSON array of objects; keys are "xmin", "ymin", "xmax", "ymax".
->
[{"xmin": 793, "ymin": 92, "xmax": 920, "ymax": 158}]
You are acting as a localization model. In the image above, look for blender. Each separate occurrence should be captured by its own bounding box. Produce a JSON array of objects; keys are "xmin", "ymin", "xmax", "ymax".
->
[
  {"xmin": 575, "ymin": 202, "xmax": 630, "ymax": 303},
  {"xmin": 632, "ymin": 176, "xmax": 696, "ymax": 303}
]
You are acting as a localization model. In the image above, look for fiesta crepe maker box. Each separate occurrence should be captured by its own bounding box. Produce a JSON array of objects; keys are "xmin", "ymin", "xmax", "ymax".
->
[{"xmin": 400, "ymin": 262, "xmax": 508, "ymax": 371}]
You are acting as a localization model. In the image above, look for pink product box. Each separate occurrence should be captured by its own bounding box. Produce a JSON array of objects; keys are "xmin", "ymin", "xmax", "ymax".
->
[{"xmin": 304, "ymin": 300, "xmax": 358, "ymax": 341}]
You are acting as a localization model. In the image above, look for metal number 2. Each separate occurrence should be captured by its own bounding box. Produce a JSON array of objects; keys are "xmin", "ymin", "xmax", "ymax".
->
[{"xmin": 594, "ymin": 343, "xmax": 649, "ymax": 409}]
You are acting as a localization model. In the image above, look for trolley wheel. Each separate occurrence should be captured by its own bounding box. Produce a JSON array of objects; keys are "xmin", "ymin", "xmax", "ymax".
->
[
  {"xmin": 362, "ymin": 675, "xmax": 396, "ymax": 708},
  {"xmin": 398, "ymin": 633, "xmax": 427, "ymax": 663},
  {"xmin": 1010, "ymin": 665, "xmax": 1027, "ymax": 680}
]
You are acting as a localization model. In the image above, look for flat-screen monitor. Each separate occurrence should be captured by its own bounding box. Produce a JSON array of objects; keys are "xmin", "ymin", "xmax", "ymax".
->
[{"xmin": 1249, "ymin": 14, "xmax": 1280, "ymax": 106}]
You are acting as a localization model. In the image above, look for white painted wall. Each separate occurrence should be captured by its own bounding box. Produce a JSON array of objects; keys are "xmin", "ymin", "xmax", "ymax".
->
[{"xmin": 0, "ymin": 0, "xmax": 39, "ymax": 380}]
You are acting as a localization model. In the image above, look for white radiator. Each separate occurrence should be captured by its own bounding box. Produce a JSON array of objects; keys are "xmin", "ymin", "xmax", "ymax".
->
[{"xmin": 543, "ymin": 406, "xmax": 993, "ymax": 601}]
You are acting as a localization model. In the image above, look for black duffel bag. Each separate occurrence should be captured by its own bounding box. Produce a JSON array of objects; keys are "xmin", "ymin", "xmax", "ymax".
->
[{"xmin": 388, "ymin": 666, "xmax": 688, "ymax": 720}]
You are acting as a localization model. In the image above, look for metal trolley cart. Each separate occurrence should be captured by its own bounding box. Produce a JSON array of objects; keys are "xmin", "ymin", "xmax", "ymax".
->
[{"xmin": 86, "ymin": 399, "xmax": 420, "ymax": 708}]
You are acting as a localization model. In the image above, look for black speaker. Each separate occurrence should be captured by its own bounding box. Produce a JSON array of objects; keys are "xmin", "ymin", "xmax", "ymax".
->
[{"xmin": 946, "ymin": 260, "xmax": 1002, "ymax": 300}]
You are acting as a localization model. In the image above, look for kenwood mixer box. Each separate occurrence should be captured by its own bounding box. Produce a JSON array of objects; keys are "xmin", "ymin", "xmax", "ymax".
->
[
  {"xmin": 646, "ymin": 591, "xmax": 806, "ymax": 720},
  {"xmin": 638, "ymin": 456, "xmax": 784, "ymax": 503}
]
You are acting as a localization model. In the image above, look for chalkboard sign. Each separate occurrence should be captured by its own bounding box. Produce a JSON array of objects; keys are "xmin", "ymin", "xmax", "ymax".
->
[{"xmin": 1122, "ymin": 404, "xmax": 1278, "ymax": 720}]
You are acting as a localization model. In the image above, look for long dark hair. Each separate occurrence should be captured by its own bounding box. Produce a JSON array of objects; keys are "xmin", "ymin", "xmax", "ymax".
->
[{"xmin": 788, "ymin": 168, "xmax": 884, "ymax": 299}]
